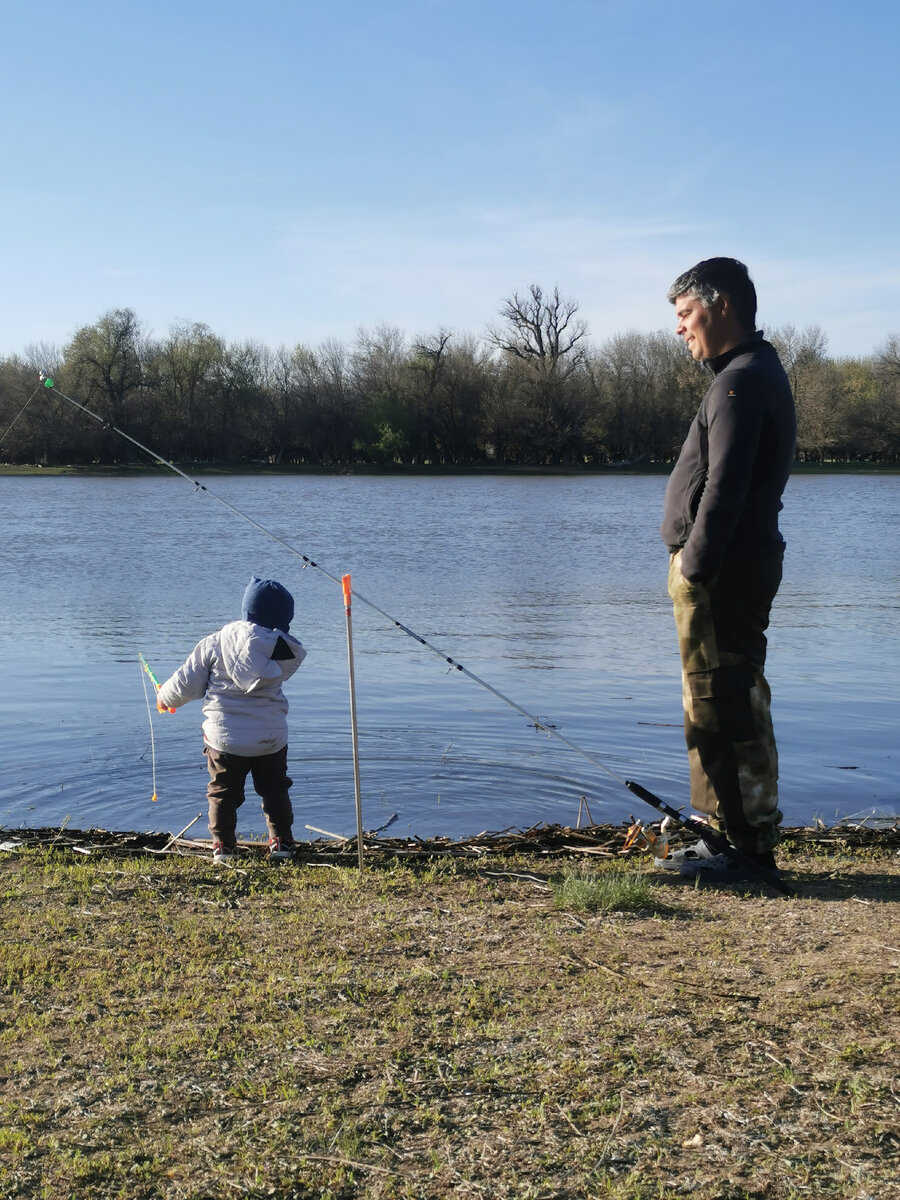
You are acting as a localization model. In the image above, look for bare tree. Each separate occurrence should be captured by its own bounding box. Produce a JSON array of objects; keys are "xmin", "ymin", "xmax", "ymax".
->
[
  {"xmin": 485, "ymin": 286, "xmax": 591, "ymax": 463},
  {"xmin": 488, "ymin": 284, "xmax": 588, "ymax": 379},
  {"xmin": 862, "ymin": 336, "xmax": 900, "ymax": 459},
  {"xmin": 875, "ymin": 334, "xmax": 900, "ymax": 380},
  {"xmin": 771, "ymin": 325, "xmax": 835, "ymax": 460}
]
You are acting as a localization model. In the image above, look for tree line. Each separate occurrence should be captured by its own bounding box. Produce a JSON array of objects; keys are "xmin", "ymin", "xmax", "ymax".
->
[{"xmin": 2, "ymin": 286, "xmax": 898, "ymax": 467}]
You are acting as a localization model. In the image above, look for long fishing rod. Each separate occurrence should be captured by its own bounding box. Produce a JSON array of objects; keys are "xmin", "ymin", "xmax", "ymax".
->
[{"xmin": 39, "ymin": 373, "xmax": 793, "ymax": 896}]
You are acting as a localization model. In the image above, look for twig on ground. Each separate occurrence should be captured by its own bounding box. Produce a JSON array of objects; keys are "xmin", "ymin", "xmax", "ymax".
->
[
  {"xmin": 159, "ymin": 814, "xmax": 203, "ymax": 853},
  {"xmin": 301, "ymin": 1153, "xmax": 391, "ymax": 1175},
  {"xmin": 568, "ymin": 952, "xmax": 760, "ymax": 1006},
  {"xmin": 305, "ymin": 824, "xmax": 352, "ymax": 842},
  {"xmin": 597, "ymin": 1089, "xmax": 626, "ymax": 1165}
]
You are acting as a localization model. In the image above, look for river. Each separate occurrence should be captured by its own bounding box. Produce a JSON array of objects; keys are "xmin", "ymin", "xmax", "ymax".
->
[{"xmin": 1, "ymin": 471, "xmax": 896, "ymax": 840}]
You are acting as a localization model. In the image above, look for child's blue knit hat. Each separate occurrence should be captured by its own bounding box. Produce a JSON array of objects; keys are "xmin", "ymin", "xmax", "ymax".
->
[{"xmin": 241, "ymin": 577, "xmax": 294, "ymax": 632}]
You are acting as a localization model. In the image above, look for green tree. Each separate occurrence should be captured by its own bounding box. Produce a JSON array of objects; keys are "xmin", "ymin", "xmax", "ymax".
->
[
  {"xmin": 145, "ymin": 321, "xmax": 224, "ymax": 459},
  {"xmin": 214, "ymin": 340, "xmax": 270, "ymax": 460},
  {"xmin": 63, "ymin": 308, "xmax": 146, "ymax": 460},
  {"xmin": 410, "ymin": 332, "xmax": 492, "ymax": 463},
  {"xmin": 289, "ymin": 339, "xmax": 361, "ymax": 464},
  {"xmin": 594, "ymin": 330, "xmax": 698, "ymax": 463},
  {"xmin": 353, "ymin": 325, "xmax": 414, "ymax": 463},
  {"xmin": 0, "ymin": 347, "xmax": 70, "ymax": 463}
]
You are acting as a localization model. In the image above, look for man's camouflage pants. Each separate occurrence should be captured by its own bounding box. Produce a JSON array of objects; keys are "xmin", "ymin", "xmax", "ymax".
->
[{"xmin": 668, "ymin": 548, "xmax": 784, "ymax": 854}]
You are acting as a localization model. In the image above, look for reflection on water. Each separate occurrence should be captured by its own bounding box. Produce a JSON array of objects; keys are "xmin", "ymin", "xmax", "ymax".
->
[{"xmin": 1, "ymin": 472, "xmax": 897, "ymax": 838}]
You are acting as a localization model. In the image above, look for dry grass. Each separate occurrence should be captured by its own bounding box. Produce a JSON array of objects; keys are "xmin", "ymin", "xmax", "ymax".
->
[{"xmin": 1, "ymin": 837, "xmax": 898, "ymax": 1199}]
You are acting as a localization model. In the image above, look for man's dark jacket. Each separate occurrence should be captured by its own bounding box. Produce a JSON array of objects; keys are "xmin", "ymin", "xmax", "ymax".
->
[{"xmin": 660, "ymin": 332, "xmax": 796, "ymax": 582}]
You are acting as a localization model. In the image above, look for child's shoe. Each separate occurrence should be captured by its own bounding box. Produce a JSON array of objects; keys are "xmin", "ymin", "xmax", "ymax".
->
[
  {"xmin": 212, "ymin": 841, "xmax": 237, "ymax": 864},
  {"xmin": 268, "ymin": 837, "xmax": 295, "ymax": 862}
]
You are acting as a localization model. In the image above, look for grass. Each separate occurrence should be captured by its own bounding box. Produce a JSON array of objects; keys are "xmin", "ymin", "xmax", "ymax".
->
[
  {"xmin": 551, "ymin": 865, "xmax": 653, "ymax": 913},
  {"xmin": 0, "ymin": 840, "xmax": 898, "ymax": 1198}
]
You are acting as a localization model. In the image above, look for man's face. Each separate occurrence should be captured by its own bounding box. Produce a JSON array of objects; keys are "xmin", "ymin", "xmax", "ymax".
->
[{"xmin": 673, "ymin": 292, "xmax": 731, "ymax": 361}]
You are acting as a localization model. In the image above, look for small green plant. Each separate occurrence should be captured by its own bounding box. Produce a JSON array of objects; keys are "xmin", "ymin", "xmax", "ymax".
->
[{"xmin": 550, "ymin": 865, "xmax": 653, "ymax": 913}]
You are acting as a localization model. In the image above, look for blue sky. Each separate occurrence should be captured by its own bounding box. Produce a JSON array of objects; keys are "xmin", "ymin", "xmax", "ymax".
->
[{"xmin": 2, "ymin": 0, "xmax": 898, "ymax": 359}]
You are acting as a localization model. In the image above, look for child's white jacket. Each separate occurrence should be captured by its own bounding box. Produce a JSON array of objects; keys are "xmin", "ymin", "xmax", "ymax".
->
[{"xmin": 157, "ymin": 621, "xmax": 307, "ymax": 756}]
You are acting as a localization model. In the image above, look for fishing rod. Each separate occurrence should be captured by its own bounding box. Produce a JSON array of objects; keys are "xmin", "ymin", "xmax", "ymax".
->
[
  {"xmin": 138, "ymin": 653, "xmax": 176, "ymax": 803},
  {"xmin": 139, "ymin": 652, "xmax": 176, "ymax": 713},
  {"xmin": 624, "ymin": 781, "xmax": 793, "ymax": 897},
  {"xmin": 40, "ymin": 373, "xmax": 793, "ymax": 897}
]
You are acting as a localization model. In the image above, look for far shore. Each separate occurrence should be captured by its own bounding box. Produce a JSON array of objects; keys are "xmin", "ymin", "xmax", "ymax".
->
[{"xmin": 2, "ymin": 459, "xmax": 898, "ymax": 478}]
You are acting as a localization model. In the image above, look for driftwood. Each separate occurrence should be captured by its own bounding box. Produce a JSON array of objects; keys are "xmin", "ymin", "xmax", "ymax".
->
[{"xmin": 0, "ymin": 817, "xmax": 897, "ymax": 862}]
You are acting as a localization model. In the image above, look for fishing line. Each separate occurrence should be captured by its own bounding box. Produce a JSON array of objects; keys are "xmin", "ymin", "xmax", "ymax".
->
[
  {"xmin": 38, "ymin": 373, "xmax": 795, "ymax": 899},
  {"xmin": 0, "ymin": 382, "xmax": 43, "ymax": 448},
  {"xmin": 139, "ymin": 655, "xmax": 160, "ymax": 803},
  {"xmin": 40, "ymin": 373, "xmax": 631, "ymax": 789}
]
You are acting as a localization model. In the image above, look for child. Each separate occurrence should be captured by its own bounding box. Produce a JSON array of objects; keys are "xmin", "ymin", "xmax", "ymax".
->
[{"xmin": 157, "ymin": 576, "xmax": 307, "ymax": 863}]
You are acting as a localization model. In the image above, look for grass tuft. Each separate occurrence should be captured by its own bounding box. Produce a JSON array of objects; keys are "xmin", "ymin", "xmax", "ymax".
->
[{"xmin": 550, "ymin": 865, "xmax": 653, "ymax": 913}]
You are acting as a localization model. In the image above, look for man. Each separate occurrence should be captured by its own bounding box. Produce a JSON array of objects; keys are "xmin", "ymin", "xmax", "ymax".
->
[{"xmin": 657, "ymin": 258, "xmax": 796, "ymax": 881}]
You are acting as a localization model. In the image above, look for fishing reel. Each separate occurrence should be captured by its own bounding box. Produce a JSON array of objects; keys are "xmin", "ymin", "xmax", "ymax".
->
[{"xmin": 623, "ymin": 815, "xmax": 670, "ymax": 858}]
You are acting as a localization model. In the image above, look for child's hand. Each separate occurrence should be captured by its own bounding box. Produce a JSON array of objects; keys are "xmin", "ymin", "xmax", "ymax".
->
[{"xmin": 157, "ymin": 695, "xmax": 176, "ymax": 714}]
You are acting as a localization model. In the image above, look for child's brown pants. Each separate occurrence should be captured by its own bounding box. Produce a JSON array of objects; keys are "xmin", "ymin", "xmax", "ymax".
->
[{"xmin": 205, "ymin": 745, "xmax": 294, "ymax": 846}]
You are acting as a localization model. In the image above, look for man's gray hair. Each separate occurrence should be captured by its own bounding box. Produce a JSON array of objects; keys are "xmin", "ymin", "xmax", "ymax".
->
[{"xmin": 667, "ymin": 257, "xmax": 757, "ymax": 330}]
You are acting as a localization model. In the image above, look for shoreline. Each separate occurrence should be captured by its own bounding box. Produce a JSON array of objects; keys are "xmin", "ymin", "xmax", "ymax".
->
[
  {"xmin": 2, "ymin": 460, "xmax": 899, "ymax": 478},
  {"xmin": 3, "ymin": 819, "xmax": 897, "ymax": 861}
]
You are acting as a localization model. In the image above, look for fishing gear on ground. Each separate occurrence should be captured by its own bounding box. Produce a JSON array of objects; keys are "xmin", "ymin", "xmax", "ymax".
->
[
  {"xmin": 623, "ymin": 815, "xmax": 671, "ymax": 858},
  {"xmin": 624, "ymin": 780, "xmax": 794, "ymax": 897},
  {"xmin": 44, "ymin": 373, "xmax": 795, "ymax": 898}
]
